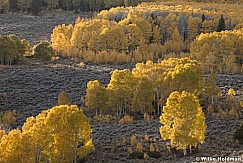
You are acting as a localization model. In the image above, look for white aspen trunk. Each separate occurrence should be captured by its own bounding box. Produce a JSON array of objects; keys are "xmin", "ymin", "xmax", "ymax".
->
[
  {"xmin": 211, "ymin": 94, "xmax": 214, "ymax": 106},
  {"xmin": 183, "ymin": 148, "xmax": 187, "ymax": 156},
  {"xmin": 74, "ymin": 153, "xmax": 77, "ymax": 163}
]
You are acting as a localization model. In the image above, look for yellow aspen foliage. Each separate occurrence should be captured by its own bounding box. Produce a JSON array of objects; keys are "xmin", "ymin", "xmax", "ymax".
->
[
  {"xmin": 160, "ymin": 91, "xmax": 206, "ymax": 154},
  {"xmin": 121, "ymin": 135, "xmax": 126, "ymax": 145},
  {"xmin": 86, "ymin": 80, "xmax": 107, "ymax": 115},
  {"xmin": 119, "ymin": 115, "xmax": 134, "ymax": 125},
  {"xmin": 0, "ymin": 129, "xmax": 35, "ymax": 163},
  {"xmin": 51, "ymin": 24, "xmax": 73, "ymax": 54},
  {"xmin": 220, "ymin": 110, "xmax": 228, "ymax": 119},
  {"xmin": 152, "ymin": 25, "xmax": 162, "ymax": 44},
  {"xmin": 144, "ymin": 113, "xmax": 153, "ymax": 122},
  {"xmin": 205, "ymin": 71, "xmax": 222, "ymax": 105},
  {"xmin": 134, "ymin": 50, "xmax": 143, "ymax": 63},
  {"xmin": 240, "ymin": 101, "xmax": 243, "ymax": 108},
  {"xmin": 131, "ymin": 135, "xmax": 136, "ymax": 146},
  {"xmin": 144, "ymin": 134, "xmax": 149, "ymax": 143},
  {"xmin": 227, "ymin": 88, "xmax": 236, "ymax": 103},
  {"xmin": 20, "ymin": 105, "xmax": 94, "ymax": 162},
  {"xmin": 187, "ymin": 16, "xmax": 201, "ymax": 42},
  {"xmin": 144, "ymin": 153, "xmax": 149, "ymax": 159},
  {"xmin": 150, "ymin": 144, "xmax": 155, "ymax": 153},
  {"xmin": 128, "ymin": 147, "xmax": 133, "ymax": 154},
  {"xmin": 107, "ymin": 69, "xmax": 135, "ymax": 116},
  {"xmin": 161, "ymin": 58, "xmax": 204, "ymax": 100},
  {"xmin": 191, "ymin": 28, "xmax": 243, "ymax": 74},
  {"xmin": 132, "ymin": 77, "xmax": 154, "ymax": 113},
  {"xmin": 137, "ymin": 142, "xmax": 143, "ymax": 152}
]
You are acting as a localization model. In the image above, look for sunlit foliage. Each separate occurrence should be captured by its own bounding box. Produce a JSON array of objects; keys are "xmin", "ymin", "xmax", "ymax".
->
[
  {"xmin": 0, "ymin": 105, "xmax": 94, "ymax": 162},
  {"xmin": 160, "ymin": 91, "xmax": 206, "ymax": 155}
]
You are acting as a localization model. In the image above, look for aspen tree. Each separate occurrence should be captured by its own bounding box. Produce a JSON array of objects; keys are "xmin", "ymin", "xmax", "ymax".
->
[
  {"xmin": 160, "ymin": 91, "xmax": 206, "ymax": 156},
  {"xmin": 205, "ymin": 71, "xmax": 222, "ymax": 105}
]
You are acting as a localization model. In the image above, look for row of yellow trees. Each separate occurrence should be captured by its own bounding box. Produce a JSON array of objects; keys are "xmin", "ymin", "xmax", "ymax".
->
[
  {"xmin": 85, "ymin": 58, "xmax": 220, "ymax": 116},
  {"xmin": 85, "ymin": 57, "xmax": 209, "ymax": 155},
  {"xmin": 0, "ymin": 105, "xmax": 94, "ymax": 162},
  {"xmin": 51, "ymin": 2, "xmax": 243, "ymax": 69}
]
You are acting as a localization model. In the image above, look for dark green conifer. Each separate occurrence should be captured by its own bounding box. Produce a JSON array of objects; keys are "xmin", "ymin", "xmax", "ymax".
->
[{"xmin": 217, "ymin": 15, "xmax": 226, "ymax": 32}]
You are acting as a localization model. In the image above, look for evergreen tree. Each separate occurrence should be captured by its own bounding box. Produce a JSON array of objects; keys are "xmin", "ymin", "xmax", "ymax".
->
[
  {"xmin": 201, "ymin": 13, "xmax": 205, "ymax": 23},
  {"xmin": 33, "ymin": 41, "xmax": 55, "ymax": 61},
  {"xmin": 217, "ymin": 15, "xmax": 226, "ymax": 32}
]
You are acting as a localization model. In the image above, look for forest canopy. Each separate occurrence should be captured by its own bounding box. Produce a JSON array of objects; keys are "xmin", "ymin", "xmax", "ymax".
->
[{"xmin": 51, "ymin": 1, "xmax": 243, "ymax": 74}]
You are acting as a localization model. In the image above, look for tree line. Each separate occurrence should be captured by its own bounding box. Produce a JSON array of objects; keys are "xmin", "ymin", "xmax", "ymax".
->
[
  {"xmin": 0, "ymin": 0, "xmax": 153, "ymax": 14},
  {"xmin": 85, "ymin": 58, "xmax": 205, "ymax": 116},
  {"xmin": 0, "ymin": 34, "xmax": 56, "ymax": 65},
  {"xmin": 0, "ymin": 105, "xmax": 94, "ymax": 162},
  {"xmin": 51, "ymin": 2, "xmax": 243, "ymax": 66}
]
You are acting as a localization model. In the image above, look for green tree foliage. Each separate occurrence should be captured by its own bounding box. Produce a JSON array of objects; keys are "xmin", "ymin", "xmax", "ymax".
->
[
  {"xmin": 0, "ymin": 105, "xmax": 94, "ymax": 162},
  {"xmin": 160, "ymin": 91, "xmax": 206, "ymax": 155},
  {"xmin": 33, "ymin": 41, "xmax": 55, "ymax": 61},
  {"xmin": 0, "ymin": 35, "xmax": 17, "ymax": 65},
  {"xmin": 234, "ymin": 123, "xmax": 243, "ymax": 145},
  {"xmin": 0, "ymin": 35, "xmax": 29, "ymax": 65},
  {"xmin": 8, "ymin": 35, "xmax": 25, "ymax": 62}
]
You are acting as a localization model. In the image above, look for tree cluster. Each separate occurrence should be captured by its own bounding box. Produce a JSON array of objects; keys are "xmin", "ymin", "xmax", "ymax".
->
[
  {"xmin": 0, "ymin": 35, "xmax": 30, "ymax": 65},
  {"xmin": 51, "ymin": 1, "xmax": 242, "ymax": 65},
  {"xmin": 191, "ymin": 28, "xmax": 243, "ymax": 74},
  {"xmin": 85, "ymin": 58, "xmax": 204, "ymax": 116},
  {"xmin": 0, "ymin": 105, "xmax": 94, "ymax": 162}
]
